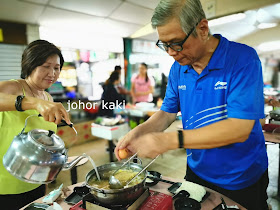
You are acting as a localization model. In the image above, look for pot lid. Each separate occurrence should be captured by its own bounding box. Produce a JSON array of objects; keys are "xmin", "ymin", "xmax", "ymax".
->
[{"xmin": 28, "ymin": 129, "xmax": 65, "ymax": 151}]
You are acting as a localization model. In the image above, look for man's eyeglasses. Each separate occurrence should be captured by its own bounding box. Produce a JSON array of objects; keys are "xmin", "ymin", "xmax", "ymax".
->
[{"xmin": 156, "ymin": 24, "xmax": 197, "ymax": 52}]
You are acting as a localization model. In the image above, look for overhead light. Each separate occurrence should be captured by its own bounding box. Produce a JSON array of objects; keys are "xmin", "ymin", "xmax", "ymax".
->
[
  {"xmin": 258, "ymin": 41, "xmax": 280, "ymax": 52},
  {"xmin": 208, "ymin": 13, "xmax": 246, "ymax": 27},
  {"xmin": 257, "ymin": 22, "xmax": 277, "ymax": 29},
  {"xmin": 130, "ymin": 23, "xmax": 155, "ymax": 39}
]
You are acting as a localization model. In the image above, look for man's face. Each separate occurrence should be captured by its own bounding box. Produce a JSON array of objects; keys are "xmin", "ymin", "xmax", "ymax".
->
[{"xmin": 157, "ymin": 18, "xmax": 205, "ymax": 66}]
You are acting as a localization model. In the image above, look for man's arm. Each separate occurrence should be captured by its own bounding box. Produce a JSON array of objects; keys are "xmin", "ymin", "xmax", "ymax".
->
[
  {"xmin": 134, "ymin": 110, "xmax": 176, "ymax": 136},
  {"xmin": 181, "ymin": 118, "xmax": 254, "ymax": 149},
  {"xmin": 124, "ymin": 117, "xmax": 255, "ymax": 158}
]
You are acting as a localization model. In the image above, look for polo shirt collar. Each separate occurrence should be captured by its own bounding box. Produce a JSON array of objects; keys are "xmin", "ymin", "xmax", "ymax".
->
[
  {"xmin": 207, "ymin": 34, "xmax": 227, "ymax": 71},
  {"xmin": 183, "ymin": 34, "xmax": 228, "ymax": 73}
]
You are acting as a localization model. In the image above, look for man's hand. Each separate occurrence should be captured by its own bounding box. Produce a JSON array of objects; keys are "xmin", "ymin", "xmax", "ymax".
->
[
  {"xmin": 114, "ymin": 129, "xmax": 137, "ymax": 160},
  {"xmin": 114, "ymin": 110, "xmax": 177, "ymax": 160},
  {"xmin": 125, "ymin": 132, "xmax": 177, "ymax": 159}
]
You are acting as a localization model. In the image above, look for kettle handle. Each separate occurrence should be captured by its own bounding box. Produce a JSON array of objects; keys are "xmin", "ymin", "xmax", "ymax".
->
[
  {"xmin": 20, "ymin": 114, "xmax": 39, "ymax": 134},
  {"xmin": 37, "ymin": 114, "xmax": 73, "ymax": 128},
  {"xmin": 20, "ymin": 114, "xmax": 73, "ymax": 134}
]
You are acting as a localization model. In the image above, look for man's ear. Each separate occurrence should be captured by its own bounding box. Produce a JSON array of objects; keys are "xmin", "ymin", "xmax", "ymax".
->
[{"xmin": 197, "ymin": 19, "xmax": 209, "ymax": 40}]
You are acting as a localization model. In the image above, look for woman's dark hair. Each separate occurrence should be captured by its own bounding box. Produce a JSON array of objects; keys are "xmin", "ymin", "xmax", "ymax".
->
[
  {"xmin": 108, "ymin": 71, "xmax": 120, "ymax": 85},
  {"xmin": 21, "ymin": 40, "xmax": 64, "ymax": 79},
  {"xmin": 139, "ymin": 62, "xmax": 149, "ymax": 82},
  {"xmin": 114, "ymin": 65, "xmax": 121, "ymax": 72}
]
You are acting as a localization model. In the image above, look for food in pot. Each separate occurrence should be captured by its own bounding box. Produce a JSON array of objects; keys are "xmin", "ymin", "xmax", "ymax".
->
[
  {"xmin": 118, "ymin": 148, "xmax": 129, "ymax": 159},
  {"xmin": 88, "ymin": 169, "xmax": 145, "ymax": 189}
]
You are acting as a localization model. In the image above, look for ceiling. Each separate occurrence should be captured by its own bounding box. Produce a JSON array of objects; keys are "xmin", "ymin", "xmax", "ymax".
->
[
  {"xmin": 0, "ymin": 0, "xmax": 160, "ymax": 39},
  {"xmin": 0, "ymin": 0, "xmax": 280, "ymax": 53}
]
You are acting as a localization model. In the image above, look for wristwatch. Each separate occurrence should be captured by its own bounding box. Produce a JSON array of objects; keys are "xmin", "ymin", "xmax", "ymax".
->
[
  {"xmin": 178, "ymin": 130, "xmax": 184, "ymax": 148},
  {"xmin": 15, "ymin": 95, "xmax": 25, "ymax": 111}
]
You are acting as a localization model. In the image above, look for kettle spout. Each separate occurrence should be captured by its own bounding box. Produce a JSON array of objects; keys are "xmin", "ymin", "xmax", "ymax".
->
[{"xmin": 62, "ymin": 154, "xmax": 88, "ymax": 171}]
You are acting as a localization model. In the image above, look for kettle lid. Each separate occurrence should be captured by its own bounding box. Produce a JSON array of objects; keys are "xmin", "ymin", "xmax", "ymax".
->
[{"xmin": 28, "ymin": 129, "xmax": 65, "ymax": 151}]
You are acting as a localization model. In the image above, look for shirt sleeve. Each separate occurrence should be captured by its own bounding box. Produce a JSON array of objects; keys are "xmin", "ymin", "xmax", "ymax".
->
[
  {"xmin": 227, "ymin": 59, "xmax": 265, "ymax": 119},
  {"xmin": 160, "ymin": 63, "xmax": 180, "ymax": 113}
]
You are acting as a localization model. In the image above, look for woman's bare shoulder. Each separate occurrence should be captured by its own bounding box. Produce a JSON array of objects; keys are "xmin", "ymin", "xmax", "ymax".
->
[{"xmin": 0, "ymin": 80, "xmax": 23, "ymax": 95}]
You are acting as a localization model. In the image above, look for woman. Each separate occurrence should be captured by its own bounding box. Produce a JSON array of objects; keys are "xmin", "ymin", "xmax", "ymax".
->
[
  {"xmin": 98, "ymin": 71, "xmax": 125, "ymax": 117},
  {"xmin": 0, "ymin": 40, "xmax": 71, "ymax": 209},
  {"xmin": 131, "ymin": 63, "xmax": 154, "ymax": 104}
]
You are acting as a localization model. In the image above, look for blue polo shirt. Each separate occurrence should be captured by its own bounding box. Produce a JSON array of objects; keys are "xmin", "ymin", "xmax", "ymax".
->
[{"xmin": 161, "ymin": 34, "xmax": 268, "ymax": 190}]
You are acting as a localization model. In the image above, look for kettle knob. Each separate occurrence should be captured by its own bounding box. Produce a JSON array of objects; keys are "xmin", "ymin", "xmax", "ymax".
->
[{"xmin": 48, "ymin": 130, "xmax": 55, "ymax": 137}]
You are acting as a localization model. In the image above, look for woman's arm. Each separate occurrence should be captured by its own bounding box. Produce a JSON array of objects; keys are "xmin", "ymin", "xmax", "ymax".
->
[
  {"xmin": 265, "ymin": 98, "xmax": 280, "ymax": 107},
  {"xmin": 0, "ymin": 81, "xmax": 71, "ymax": 124}
]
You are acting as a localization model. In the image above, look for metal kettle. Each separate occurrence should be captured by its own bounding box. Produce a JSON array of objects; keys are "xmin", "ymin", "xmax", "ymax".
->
[{"xmin": 3, "ymin": 115, "xmax": 87, "ymax": 184}]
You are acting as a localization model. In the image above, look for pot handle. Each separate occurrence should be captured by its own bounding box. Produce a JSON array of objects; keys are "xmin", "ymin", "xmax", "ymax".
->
[
  {"xmin": 133, "ymin": 157, "xmax": 142, "ymax": 165},
  {"xmin": 91, "ymin": 188, "xmax": 105, "ymax": 194}
]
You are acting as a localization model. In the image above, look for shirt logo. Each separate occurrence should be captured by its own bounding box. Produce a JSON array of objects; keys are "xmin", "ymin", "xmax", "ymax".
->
[
  {"xmin": 178, "ymin": 85, "xmax": 186, "ymax": 90},
  {"xmin": 214, "ymin": 81, "xmax": 227, "ymax": 90}
]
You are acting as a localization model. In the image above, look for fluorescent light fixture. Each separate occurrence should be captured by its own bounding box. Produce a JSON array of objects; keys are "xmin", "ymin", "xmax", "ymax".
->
[
  {"xmin": 258, "ymin": 40, "xmax": 280, "ymax": 52},
  {"xmin": 208, "ymin": 13, "xmax": 246, "ymax": 27},
  {"xmin": 130, "ymin": 23, "xmax": 155, "ymax": 38},
  {"xmin": 257, "ymin": 23, "xmax": 277, "ymax": 29}
]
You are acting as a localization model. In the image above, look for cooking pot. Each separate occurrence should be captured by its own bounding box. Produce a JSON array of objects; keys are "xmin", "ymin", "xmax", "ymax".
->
[
  {"xmin": 85, "ymin": 161, "xmax": 147, "ymax": 206},
  {"xmin": 3, "ymin": 115, "xmax": 86, "ymax": 184}
]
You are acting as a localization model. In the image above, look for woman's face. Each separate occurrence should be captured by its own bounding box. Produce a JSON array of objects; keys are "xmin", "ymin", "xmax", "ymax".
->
[
  {"xmin": 28, "ymin": 54, "xmax": 61, "ymax": 90},
  {"xmin": 139, "ymin": 64, "xmax": 147, "ymax": 75}
]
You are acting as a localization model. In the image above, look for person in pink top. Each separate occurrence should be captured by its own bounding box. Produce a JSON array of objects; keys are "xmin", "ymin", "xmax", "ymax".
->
[{"xmin": 131, "ymin": 63, "xmax": 155, "ymax": 104}]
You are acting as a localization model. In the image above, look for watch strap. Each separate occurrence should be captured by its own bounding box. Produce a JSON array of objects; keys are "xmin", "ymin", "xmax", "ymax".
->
[
  {"xmin": 178, "ymin": 130, "xmax": 184, "ymax": 148},
  {"xmin": 15, "ymin": 95, "xmax": 25, "ymax": 112}
]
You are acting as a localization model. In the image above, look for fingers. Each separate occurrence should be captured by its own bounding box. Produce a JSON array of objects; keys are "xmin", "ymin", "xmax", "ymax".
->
[
  {"xmin": 114, "ymin": 139, "xmax": 125, "ymax": 161},
  {"xmin": 54, "ymin": 112, "xmax": 62, "ymax": 125},
  {"xmin": 37, "ymin": 100, "xmax": 72, "ymax": 125},
  {"xmin": 114, "ymin": 135, "xmax": 132, "ymax": 160},
  {"xmin": 60, "ymin": 106, "xmax": 71, "ymax": 124},
  {"xmin": 48, "ymin": 114, "xmax": 55, "ymax": 123}
]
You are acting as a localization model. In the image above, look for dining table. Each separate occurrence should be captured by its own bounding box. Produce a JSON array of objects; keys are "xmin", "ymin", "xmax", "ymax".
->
[{"xmin": 21, "ymin": 176, "xmax": 246, "ymax": 210}]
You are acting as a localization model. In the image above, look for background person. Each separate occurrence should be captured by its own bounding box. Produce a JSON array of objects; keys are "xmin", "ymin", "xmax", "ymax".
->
[
  {"xmin": 0, "ymin": 40, "xmax": 71, "ymax": 209},
  {"xmin": 131, "ymin": 63, "xmax": 155, "ymax": 104},
  {"xmin": 115, "ymin": 0, "xmax": 269, "ymax": 209},
  {"xmin": 98, "ymin": 71, "xmax": 125, "ymax": 118},
  {"xmin": 112, "ymin": 65, "xmax": 130, "ymax": 97}
]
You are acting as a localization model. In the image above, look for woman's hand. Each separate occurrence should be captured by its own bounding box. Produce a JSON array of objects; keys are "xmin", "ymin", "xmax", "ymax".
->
[
  {"xmin": 268, "ymin": 99, "xmax": 280, "ymax": 107},
  {"xmin": 35, "ymin": 99, "xmax": 71, "ymax": 125}
]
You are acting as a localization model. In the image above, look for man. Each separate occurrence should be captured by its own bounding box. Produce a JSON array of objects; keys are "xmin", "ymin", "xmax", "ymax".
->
[{"xmin": 115, "ymin": 0, "xmax": 268, "ymax": 209}]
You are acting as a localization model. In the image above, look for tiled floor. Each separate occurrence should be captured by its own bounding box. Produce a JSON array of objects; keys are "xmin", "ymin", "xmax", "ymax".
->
[{"xmin": 48, "ymin": 120, "xmax": 280, "ymax": 209}]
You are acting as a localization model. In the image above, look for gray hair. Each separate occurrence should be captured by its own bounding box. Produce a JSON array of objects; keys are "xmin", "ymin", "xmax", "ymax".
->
[{"xmin": 151, "ymin": 0, "xmax": 206, "ymax": 37}]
